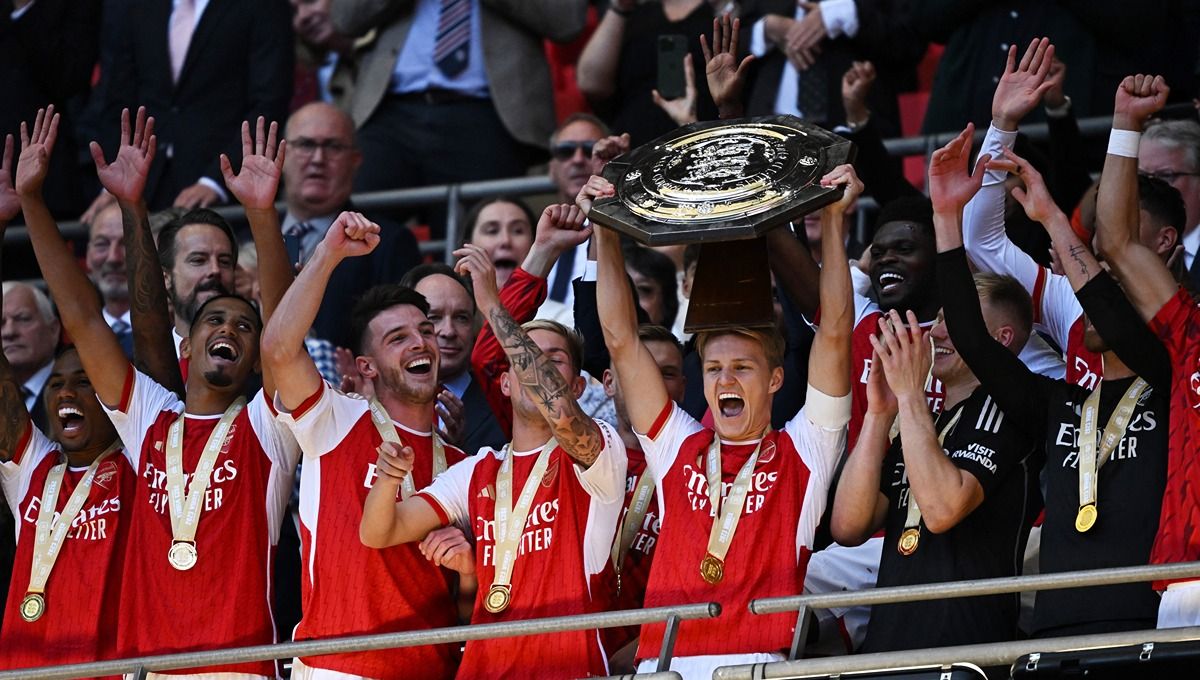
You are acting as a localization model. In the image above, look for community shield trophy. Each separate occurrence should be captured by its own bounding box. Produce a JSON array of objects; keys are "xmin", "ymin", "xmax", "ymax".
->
[{"xmin": 587, "ymin": 114, "xmax": 855, "ymax": 332}]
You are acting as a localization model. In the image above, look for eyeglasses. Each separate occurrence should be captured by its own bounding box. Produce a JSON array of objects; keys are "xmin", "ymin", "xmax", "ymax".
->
[
  {"xmin": 551, "ymin": 141, "xmax": 595, "ymax": 161},
  {"xmin": 288, "ymin": 137, "xmax": 354, "ymax": 157},
  {"xmin": 1140, "ymin": 169, "xmax": 1200, "ymax": 183}
]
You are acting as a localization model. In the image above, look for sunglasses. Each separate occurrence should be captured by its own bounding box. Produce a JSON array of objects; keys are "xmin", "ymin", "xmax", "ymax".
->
[{"xmin": 551, "ymin": 141, "xmax": 595, "ymax": 161}]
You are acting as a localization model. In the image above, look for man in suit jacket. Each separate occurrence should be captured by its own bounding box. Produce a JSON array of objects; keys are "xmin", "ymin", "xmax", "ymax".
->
[
  {"xmin": 330, "ymin": 0, "xmax": 588, "ymax": 199},
  {"xmin": 1, "ymin": 282, "xmax": 59, "ymax": 433},
  {"xmin": 88, "ymin": 0, "xmax": 293, "ymax": 213},
  {"xmin": 85, "ymin": 203, "xmax": 135, "ymax": 358},
  {"xmin": 401, "ymin": 263, "xmax": 507, "ymax": 456},
  {"xmin": 740, "ymin": 0, "xmax": 924, "ymax": 138},
  {"xmin": 281, "ymin": 102, "xmax": 421, "ymax": 348}
]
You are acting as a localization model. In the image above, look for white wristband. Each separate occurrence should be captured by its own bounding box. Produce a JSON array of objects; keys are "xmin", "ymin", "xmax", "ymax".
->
[{"xmin": 1107, "ymin": 128, "xmax": 1141, "ymax": 158}]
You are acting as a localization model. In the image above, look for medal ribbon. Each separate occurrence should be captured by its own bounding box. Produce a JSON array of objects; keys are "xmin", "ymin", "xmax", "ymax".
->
[
  {"xmin": 492, "ymin": 439, "xmax": 557, "ymax": 599},
  {"xmin": 1077, "ymin": 378, "xmax": 1148, "ymax": 511},
  {"xmin": 28, "ymin": 444, "xmax": 120, "ymax": 597},
  {"xmin": 902, "ymin": 405, "xmax": 964, "ymax": 534},
  {"xmin": 368, "ymin": 397, "xmax": 448, "ymax": 500},
  {"xmin": 610, "ymin": 471, "xmax": 656, "ymax": 582},
  {"xmin": 704, "ymin": 434, "xmax": 764, "ymax": 566},
  {"xmin": 165, "ymin": 399, "xmax": 244, "ymax": 544}
]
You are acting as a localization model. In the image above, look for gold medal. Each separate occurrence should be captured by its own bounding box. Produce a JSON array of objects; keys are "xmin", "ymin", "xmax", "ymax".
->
[
  {"xmin": 898, "ymin": 528, "xmax": 920, "ymax": 556},
  {"xmin": 168, "ymin": 541, "xmax": 198, "ymax": 571},
  {"xmin": 1075, "ymin": 504, "xmax": 1098, "ymax": 533},
  {"xmin": 484, "ymin": 584, "xmax": 511, "ymax": 614},
  {"xmin": 699, "ymin": 553, "xmax": 724, "ymax": 585},
  {"xmin": 20, "ymin": 593, "xmax": 45, "ymax": 622}
]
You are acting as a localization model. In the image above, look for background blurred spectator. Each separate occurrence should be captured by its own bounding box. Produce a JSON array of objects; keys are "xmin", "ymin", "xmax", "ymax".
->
[
  {"xmin": 84, "ymin": 202, "xmax": 133, "ymax": 356},
  {"xmin": 331, "ymin": 0, "xmax": 588, "ymax": 207},
  {"xmin": 461, "ymin": 196, "xmax": 536, "ymax": 290},
  {"xmin": 290, "ymin": 0, "xmax": 354, "ymax": 107},
  {"xmin": 280, "ymin": 102, "xmax": 421, "ymax": 347},
  {"xmin": 84, "ymin": 0, "xmax": 294, "ymax": 215},
  {"xmin": 1143, "ymin": 119, "xmax": 1200, "ymax": 286},
  {"xmin": 1, "ymin": 281, "xmax": 59, "ymax": 432}
]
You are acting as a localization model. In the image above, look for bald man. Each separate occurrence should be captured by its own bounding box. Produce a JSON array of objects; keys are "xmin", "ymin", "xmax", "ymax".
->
[{"xmin": 281, "ymin": 102, "xmax": 421, "ymax": 347}]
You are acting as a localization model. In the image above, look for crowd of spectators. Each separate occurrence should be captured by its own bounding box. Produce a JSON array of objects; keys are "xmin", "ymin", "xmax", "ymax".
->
[{"xmin": 2, "ymin": 1, "xmax": 1200, "ymax": 679}]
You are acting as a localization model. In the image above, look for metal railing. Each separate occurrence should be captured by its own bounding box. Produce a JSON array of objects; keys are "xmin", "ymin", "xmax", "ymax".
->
[
  {"xmin": 713, "ymin": 560, "xmax": 1200, "ymax": 678},
  {"xmin": 2, "ymin": 114, "xmax": 1119, "ymax": 264},
  {"xmin": 1, "ymin": 602, "xmax": 718, "ymax": 680}
]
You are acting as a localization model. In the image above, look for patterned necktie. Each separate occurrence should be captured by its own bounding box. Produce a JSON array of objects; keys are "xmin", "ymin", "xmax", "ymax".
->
[
  {"xmin": 169, "ymin": 0, "xmax": 196, "ymax": 83},
  {"xmin": 796, "ymin": 61, "xmax": 830, "ymax": 127},
  {"xmin": 434, "ymin": 0, "xmax": 472, "ymax": 78},
  {"xmin": 286, "ymin": 221, "xmax": 315, "ymax": 265},
  {"xmin": 111, "ymin": 319, "xmax": 131, "ymax": 336}
]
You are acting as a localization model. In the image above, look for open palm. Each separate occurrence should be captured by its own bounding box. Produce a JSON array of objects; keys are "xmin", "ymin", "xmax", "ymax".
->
[
  {"xmin": 991, "ymin": 38, "xmax": 1054, "ymax": 129},
  {"xmin": 221, "ymin": 117, "xmax": 285, "ymax": 211},
  {"xmin": 91, "ymin": 107, "xmax": 156, "ymax": 204},
  {"xmin": 0, "ymin": 135, "xmax": 18, "ymax": 223},
  {"xmin": 15, "ymin": 107, "xmax": 60, "ymax": 197},
  {"xmin": 702, "ymin": 15, "xmax": 754, "ymax": 111},
  {"xmin": 927, "ymin": 124, "xmax": 988, "ymax": 214}
]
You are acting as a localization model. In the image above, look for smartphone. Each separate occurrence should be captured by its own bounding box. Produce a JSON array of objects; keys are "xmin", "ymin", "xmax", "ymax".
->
[
  {"xmin": 284, "ymin": 233, "xmax": 303, "ymax": 268},
  {"xmin": 657, "ymin": 34, "xmax": 688, "ymax": 100}
]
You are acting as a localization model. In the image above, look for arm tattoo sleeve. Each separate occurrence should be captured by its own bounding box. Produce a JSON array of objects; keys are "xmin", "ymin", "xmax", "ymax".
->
[
  {"xmin": 121, "ymin": 203, "xmax": 185, "ymax": 398},
  {"xmin": 486, "ymin": 303, "xmax": 603, "ymax": 466}
]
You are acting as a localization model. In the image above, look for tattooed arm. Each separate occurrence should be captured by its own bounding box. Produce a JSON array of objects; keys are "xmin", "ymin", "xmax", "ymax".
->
[
  {"xmin": 455, "ymin": 243, "xmax": 604, "ymax": 467},
  {"xmin": 0, "ymin": 133, "xmax": 32, "ymax": 461},
  {"xmin": 91, "ymin": 108, "xmax": 184, "ymax": 397}
]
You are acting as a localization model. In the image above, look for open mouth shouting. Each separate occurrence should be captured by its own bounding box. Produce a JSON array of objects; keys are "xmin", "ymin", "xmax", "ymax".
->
[
  {"xmin": 717, "ymin": 391, "xmax": 745, "ymax": 419},
  {"xmin": 404, "ymin": 356, "xmax": 433, "ymax": 375},
  {"xmin": 876, "ymin": 271, "xmax": 906, "ymax": 294},
  {"xmin": 207, "ymin": 338, "xmax": 241, "ymax": 366},
  {"xmin": 57, "ymin": 405, "xmax": 86, "ymax": 437}
]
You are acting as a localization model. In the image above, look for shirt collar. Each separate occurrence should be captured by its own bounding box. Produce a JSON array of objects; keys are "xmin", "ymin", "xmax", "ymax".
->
[
  {"xmin": 1183, "ymin": 225, "xmax": 1200, "ymax": 256},
  {"xmin": 103, "ymin": 308, "xmax": 132, "ymax": 327},
  {"xmin": 23, "ymin": 361, "xmax": 54, "ymax": 399},
  {"xmin": 441, "ymin": 371, "xmax": 472, "ymax": 398}
]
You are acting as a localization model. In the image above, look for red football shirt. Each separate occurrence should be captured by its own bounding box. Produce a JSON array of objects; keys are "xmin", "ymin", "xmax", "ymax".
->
[
  {"xmin": 278, "ymin": 382, "xmax": 467, "ymax": 678},
  {"xmin": 1148, "ymin": 290, "xmax": 1200, "ymax": 589},
  {"xmin": 0, "ymin": 424, "xmax": 133, "ymax": 672},
  {"xmin": 602, "ymin": 445, "xmax": 661, "ymax": 654},
  {"xmin": 417, "ymin": 420, "xmax": 627, "ymax": 679},
  {"xmin": 1029, "ymin": 266, "xmax": 1102, "ymax": 389},
  {"xmin": 633, "ymin": 400, "xmax": 846, "ymax": 661},
  {"xmin": 103, "ymin": 368, "xmax": 300, "ymax": 676}
]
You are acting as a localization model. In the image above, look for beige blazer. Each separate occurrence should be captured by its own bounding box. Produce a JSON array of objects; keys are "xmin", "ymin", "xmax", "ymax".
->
[{"xmin": 331, "ymin": 0, "xmax": 587, "ymax": 149}]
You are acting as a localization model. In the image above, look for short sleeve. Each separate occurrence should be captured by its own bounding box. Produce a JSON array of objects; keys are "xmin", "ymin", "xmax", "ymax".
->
[
  {"xmin": 946, "ymin": 394, "xmax": 1026, "ymax": 497},
  {"xmin": 1150, "ymin": 288, "xmax": 1197, "ymax": 364},
  {"xmin": 0, "ymin": 424, "xmax": 54, "ymax": 514},
  {"xmin": 247, "ymin": 390, "xmax": 300, "ymax": 473},
  {"xmin": 101, "ymin": 367, "xmax": 183, "ymax": 472},
  {"xmin": 417, "ymin": 452, "xmax": 486, "ymax": 528},
  {"xmin": 634, "ymin": 402, "xmax": 704, "ymax": 483},
  {"xmin": 571, "ymin": 419, "xmax": 628, "ymax": 505},
  {"xmin": 274, "ymin": 381, "xmax": 369, "ymax": 458}
]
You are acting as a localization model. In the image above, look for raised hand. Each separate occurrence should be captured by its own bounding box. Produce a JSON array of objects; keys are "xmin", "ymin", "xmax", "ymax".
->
[
  {"xmin": 534, "ymin": 203, "xmax": 591, "ymax": 252},
  {"xmin": 435, "ymin": 388, "xmax": 465, "ymax": 448},
  {"xmin": 786, "ymin": 2, "xmax": 826, "ymax": 68},
  {"xmin": 321, "ymin": 210, "xmax": 381, "ymax": 260},
  {"xmin": 453, "ymin": 243, "xmax": 500, "ymax": 313},
  {"xmin": 869, "ymin": 309, "xmax": 931, "ymax": 400},
  {"xmin": 0, "ymin": 135, "xmax": 17, "ymax": 225},
  {"xmin": 865, "ymin": 350, "xmax": 898, "ymax": 418},
  {"xmin": 575, "ymin": 174, "xmax": 616, "ymax": 215},
  {"xmin": 15, "ymin": 106, "xmax": 60, "ymax": 197},
  {"xmin": 1113, "ymin": 74, "xmax": 1169, "ymax": 130},
  {"xmin": 220, "ymin": 117, "xmax": 286, "ymax": 211},
  {"xmin": 373, "ymin": 441, "xmax": 414, "ymax": 488},
  {"xmin": 991, "ymin": 37, "xmax": 1055, "ymax": 131},
  {"xmin": 590, "ymin": 133, "xmax": 631, "ymax": 175},
  {"xmin": 700, "ymin": 14, "xmax": 754, "ymax": 116},
  {"xmin": 89, "ymin": 107, "xmax": 156, "ymax": 205},
  {"xmin": 841, "ymin": 61, "xmax": 876, "ymax": 127},
  {"xmin": 419, "ymin": 526, "xmax": 475, "ymax": 576},
  {"xmin": 820, "ymin": 163, "xmax": 864, "ymax": 216},
  {"xmin": 652, "ymin": 53, "xmax": 698, "ymax": 126},
  {"xmin": 927, "ymin": 123, "xmax": 990, "ymax": 215},
  {"xmin": 1042, "ymin": 58, "xmax": 1067, "ymax": 109},
  {"xmin": 988, "ymin": 147, "xmax": 1063, "ymax": 225}
]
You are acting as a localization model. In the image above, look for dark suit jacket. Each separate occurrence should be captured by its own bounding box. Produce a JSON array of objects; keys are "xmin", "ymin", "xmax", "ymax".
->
[
  {"xmin": 459, "ymin": 376, "xmax": 506, "ymax": 456},
  {"xmin": 0, "ymin": 0, "xmax": 100, "ymax": 218},
  {"xmin": 740, "ymin": 0, "xmax": 925, "ymax": 138},
  {"xmin": 287, "ymin": 206, "xmax": 422, "ymax": 348},
  {"xmin": 102, "ymin": 0, "xmax": 293, "ymax": 209}
]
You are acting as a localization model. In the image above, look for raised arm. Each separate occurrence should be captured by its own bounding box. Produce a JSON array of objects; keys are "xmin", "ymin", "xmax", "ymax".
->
[
  {"xmin": 872, "ymin": 310, "xmax": 983, "ymax": 534},
  {"xmin": 830, "ymin": 350, "xmax": 891, "ymax": 546},
  {"xmin": 808, "ymin": 164, "xmax": 859, "ymax": 400},
  {"xmin": 579, "ymin": 176, "xmax": 671, "ymax": 435},
  {"xmin": 16, "ymin": 108, "xmax": 129, "ymax": 408},
  {"xmin": 263, "ymin": 212, "xmax": 380, "ymax": 410},
  {"xmin": 456, "ymin": 239, "xmax": 605, "ymax": 467},
  {"xmin": 701, "ymin": 15, "xmax": 754, "ymax": 120},
  {"xmin": 220, "ymin": 118, "xmax": 293, "ymax": 399},
  {"xmin": 0, "ymin": 134, "xmax": 32, "ymax": 460},
  {"xmin": 576, "ymin": 2, "xmax": 632, "ymax": 102},
  {"xmin": 90, "ymin": 107, "xmax": 183, "ymax": 397},
  {"xmin": 1093, "ymin": 75, "xmax": 1178, "ymax": 321}
]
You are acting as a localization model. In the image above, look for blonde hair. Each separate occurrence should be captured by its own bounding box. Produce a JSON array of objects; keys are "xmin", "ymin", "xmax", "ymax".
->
[
  {"xmin": 521, "ymin": 318, "xmax": 585, "ymax": 375},
  {"xmin": 695, "ymin": 326, "xmax": 785, "ymax": 369}
]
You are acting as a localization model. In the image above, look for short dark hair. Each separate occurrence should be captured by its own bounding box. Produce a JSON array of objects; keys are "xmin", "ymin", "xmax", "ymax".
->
[
  {"xmin": 623, "ymin": 242, "xmax": 679, "ymax": 327},
  {"xmin": 638, "ymin": 324, "xmax": 683, "ymax": 355},
  {"xmin": 188, "ymin": 293, "xmax": 263, "ymax": 333},
  {"xmin": 682, "ymin": 243, "xmax": 702, "ymax": 274},
  {"xmin": 1138, "ymin": 174, "xmax": 1188, "ymax": 234},
  {"xmin": 461, "ymin": 196, "xmax": 537, "ymax": 247},
  {"xmin": 875, "ymin": 195, "xmax": 934, "ymax": 237},
  {"xmin": 157, "ymin": 209, "xmax": 239, "ymax": 271},
  {"xmin": 349, "ymin": 284, "xmax": 430, "ymax": 355},
  {"xmin": 400, "ymin": 263, "xmax": 476, "ymax": 315}
]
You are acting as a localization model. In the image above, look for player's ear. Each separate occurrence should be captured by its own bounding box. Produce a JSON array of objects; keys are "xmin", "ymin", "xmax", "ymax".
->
[
  {"xmin": 500, "ymin": 370, "xmax": 512, "ymax": 398},
  {"xmin": 767, "ymin": 365, "xmax": 784, "ymax": 395},
  {"xmin": 602, "ymin": 369, "xmax": 617, "ymax": 398},
  {"xmin": 357, "ymin": 355, "xmax": 378, "ymax": 380},
  {"xmin": 180, "ymin": 336, "xmax": 192, "ymax": 360}
]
